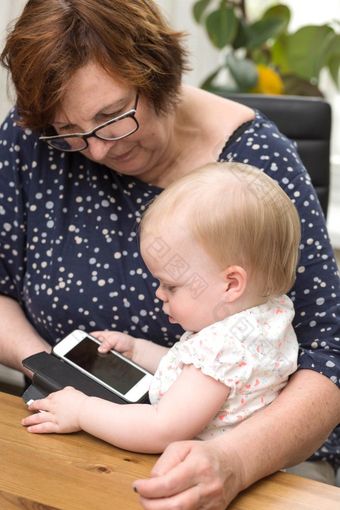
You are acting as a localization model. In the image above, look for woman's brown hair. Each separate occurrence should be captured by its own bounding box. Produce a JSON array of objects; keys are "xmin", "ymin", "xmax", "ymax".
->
[{"xmin": 1, "ymin": 0, "xmax": 189, "ymax": 130}]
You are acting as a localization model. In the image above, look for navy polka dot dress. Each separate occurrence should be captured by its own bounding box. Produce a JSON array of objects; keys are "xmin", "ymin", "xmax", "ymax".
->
[{"xmin": 1, "ymin": 109, "xmax": 339, "ymax": 466}]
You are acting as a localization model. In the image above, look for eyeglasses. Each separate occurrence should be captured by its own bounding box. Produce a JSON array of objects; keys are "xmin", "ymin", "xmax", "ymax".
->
[{"xmin": 39, "ymin": 94, "xmax": 139, "ymax": 152}]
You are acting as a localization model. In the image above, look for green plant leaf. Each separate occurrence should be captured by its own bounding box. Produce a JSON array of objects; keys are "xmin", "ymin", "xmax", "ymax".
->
[
  {"xmin": 233, "ymin": 18, "xmax": 249, "ymax": 50},
  {"xmin": 192, "ymin": 0, "xmax": 213, "ymax": 24},
  {"xmin": 271, "ymin": 34, "xmax": 291, "ymax": 73},
  {"xmin": 324, "ymin": 32, "xmax": 340, "ymax": 59},
  {"xmin": 205, "ymin": 6, "xmax": 238, "ymax": 49},
  {"xmin": 227, "ymin": 54, "xmax": 258, "ymax": 91},
  {"xmin": 243, "ymin": 4, "xmax": 291, "ymax": 51},
  {"xmin": 273, "ymin": 25, "xmax": 334, "ymax": 81},
  {"xmin": 328, "ymin": 55, "xmax": 340, "ymax": 88},
  {"xmin": 325, "ymin": 33, "xmax": 340, "ymax": 87},
  {"xmin": 251, "ymin": 48, "xmax": 272, "ymax": 66},
  {"xmin": 246, "ymin": 16, "xmax": 289, "ymax": 50},
  {"xmin": 262, "ymin": 4, "xmax": 291, "ymax": 33}
]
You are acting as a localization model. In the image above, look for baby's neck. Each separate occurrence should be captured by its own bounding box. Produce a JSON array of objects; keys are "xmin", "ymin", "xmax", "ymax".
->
[{"xmin": 227, "ymin": 293, "xmax": 269, "ymax": 317}]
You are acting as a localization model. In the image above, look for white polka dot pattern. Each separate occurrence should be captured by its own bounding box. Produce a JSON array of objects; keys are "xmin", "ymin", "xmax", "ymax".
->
[{"xmin": 0, "ymin": 108, "xmax": 339, "ymax": 465}]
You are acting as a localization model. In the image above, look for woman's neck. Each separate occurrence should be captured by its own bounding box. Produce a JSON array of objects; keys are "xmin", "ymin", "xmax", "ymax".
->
[{"xmin": 139, "ymin": 85, "xmax": 255, "ymax": 188}]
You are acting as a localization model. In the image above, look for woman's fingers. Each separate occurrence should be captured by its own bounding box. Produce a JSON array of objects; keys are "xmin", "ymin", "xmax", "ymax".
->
[
  {"xmin": 135, "ymin": 446, "xmax": 197, "ymax": 498},
  {"xmin": 151, "ymin": 441, "xmax": 194, "ymax": 477},
  {"xmin": 134, "ymin": 440, "xmax": 241, "ymax": 510},
  {"xmin": 138, "ymin": 486, "xmax": 201, "ymax": 510},
  {"xmin": 134, "ymin": 441, "xmax": 195, "ymax": 496}
]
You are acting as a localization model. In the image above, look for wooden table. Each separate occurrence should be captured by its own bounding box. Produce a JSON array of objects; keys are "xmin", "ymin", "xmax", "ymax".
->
[{"xmin": 0, "ymin": 392, "xmax": 339, "ymax": 510}]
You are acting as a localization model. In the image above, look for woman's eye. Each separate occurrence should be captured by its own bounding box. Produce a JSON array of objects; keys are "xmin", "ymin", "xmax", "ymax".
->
[
  {"xmin": 101, "ymin": 113, "xmax": 117, "ymax": 120},
  {"xmin": 100, "ymin": 107, "xmax": 125, "ymax": 120},
  {"xmin": 57, "ymin": 126, "xmax": 78, "ymax": 134}
]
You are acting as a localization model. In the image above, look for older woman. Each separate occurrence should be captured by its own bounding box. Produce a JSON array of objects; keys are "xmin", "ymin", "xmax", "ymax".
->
[{"xmin": 1, "ymin": 1, "xmax": 339, "ymax": 509}]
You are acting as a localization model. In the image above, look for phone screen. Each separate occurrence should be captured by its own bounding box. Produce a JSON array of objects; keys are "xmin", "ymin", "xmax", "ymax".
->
[{"xmin": 65, "ymin": 337, "xmax": 144, "ymax": 393}]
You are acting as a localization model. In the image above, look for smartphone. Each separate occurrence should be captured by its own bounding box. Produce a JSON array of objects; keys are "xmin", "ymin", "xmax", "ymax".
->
[{"xmin": 52, "ymin": 330, "xmax": 153, "ymax": 403}]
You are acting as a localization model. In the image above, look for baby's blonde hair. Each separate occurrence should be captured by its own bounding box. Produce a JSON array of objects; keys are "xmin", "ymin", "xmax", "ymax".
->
[{"xmin": 140, "ymin": 162, "xmax": 301, "ymax": 296}]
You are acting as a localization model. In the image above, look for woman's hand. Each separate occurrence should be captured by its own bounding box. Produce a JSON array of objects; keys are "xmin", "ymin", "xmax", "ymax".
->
[
  {"xmin": 133, "ymin": 370, "xmax": 340, "ymax": 510},
  {"xmin": 92, "ymin": 330, "xmax": 136, "ymax": 358},
  {"xmin": 133, "ymin": 439, "xmax": 244, "ymax": 510},
  {"xmin": 21, "ymin": 387, "xmax": 89, "ymax": 434}
]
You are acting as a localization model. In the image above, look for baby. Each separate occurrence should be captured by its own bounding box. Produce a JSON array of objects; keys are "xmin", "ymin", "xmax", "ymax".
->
[{"xmin": 23, "ymin": 162, "xmax": 301, "ymax": 452}]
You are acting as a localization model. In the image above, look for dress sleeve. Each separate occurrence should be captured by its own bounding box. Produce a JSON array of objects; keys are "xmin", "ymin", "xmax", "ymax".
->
[
  {"xmin": 177, "ymin": 327, "xmax": 253, "ymax": 397},
  {"xmin": 0, "ymin": 110, "xmax": 31, "ymax": 302},
  {"xmin": 221, "ymin": 112, "xmax": 340, "ymax": 387}
]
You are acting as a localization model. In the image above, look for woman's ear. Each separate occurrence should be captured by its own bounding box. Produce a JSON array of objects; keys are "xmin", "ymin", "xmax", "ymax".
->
[{"xmin": 222, "ymin": 265, "xmax": 247, "ymax": 303}]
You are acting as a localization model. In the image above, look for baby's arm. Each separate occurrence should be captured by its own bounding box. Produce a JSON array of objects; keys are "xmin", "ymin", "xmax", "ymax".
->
[
  {"xmin": 22, "ymin": 365, "xmax": 230, "ymax": 453},
  {"xmin": 92, "ymin": 330, "xmax": 168, "ymax": 374}
]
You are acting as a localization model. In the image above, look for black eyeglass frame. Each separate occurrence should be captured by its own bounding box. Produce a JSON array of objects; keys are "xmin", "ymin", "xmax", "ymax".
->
[{"xmin": 39, "ymin": 93, "xmax": 139, "ymax": 152}]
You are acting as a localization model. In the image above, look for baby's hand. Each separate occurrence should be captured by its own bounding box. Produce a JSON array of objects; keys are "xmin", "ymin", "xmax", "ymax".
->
[
  {"xmin": 22, "ymin": 387, "xmax": 88, "ymax": 434},
  {"xmin": 92, "ymin": 331, "xmax": 136, "ymax": 359}
]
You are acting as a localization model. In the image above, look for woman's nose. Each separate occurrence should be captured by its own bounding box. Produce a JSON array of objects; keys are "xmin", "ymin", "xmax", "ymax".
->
[{"xmin": 85, "ymin": 137, "xmax": 113, "ymax": 161}]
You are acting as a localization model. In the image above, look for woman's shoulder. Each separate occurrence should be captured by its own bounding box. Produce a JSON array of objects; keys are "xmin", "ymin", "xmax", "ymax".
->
[
  {"xmin": 218, "ymin": 109, "xmax": 307, "ymax": 182},
  {"xmin": 220, "ymin": 108, "xmax": 296, "ymax": 153},
  {"xmin": 180, "ymin": 86, "xmax": 255, "ymax": 151}
]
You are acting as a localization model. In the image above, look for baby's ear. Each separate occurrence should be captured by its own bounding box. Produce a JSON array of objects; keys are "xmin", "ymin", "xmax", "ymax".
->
[{"xmin": 222, "ymin": 265, "xmax": 247, "ymax": 303}]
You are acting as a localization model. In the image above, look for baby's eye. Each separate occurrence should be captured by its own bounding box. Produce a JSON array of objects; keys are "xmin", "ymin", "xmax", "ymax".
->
[{"xmin": 166, "ymin": 285, "xmax": 177, "ymax": 293}]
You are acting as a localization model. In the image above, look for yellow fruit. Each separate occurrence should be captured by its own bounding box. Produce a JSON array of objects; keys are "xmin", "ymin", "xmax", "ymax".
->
[{"xmin": 251, "ymin": 64, "xmax": 284, "ymax": 95}]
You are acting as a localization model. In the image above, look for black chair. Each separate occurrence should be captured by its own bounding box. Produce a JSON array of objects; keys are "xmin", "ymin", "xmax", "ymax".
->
[{"xmin": 224, "ymin": 94, "xmax": 331, "ymax": 217}]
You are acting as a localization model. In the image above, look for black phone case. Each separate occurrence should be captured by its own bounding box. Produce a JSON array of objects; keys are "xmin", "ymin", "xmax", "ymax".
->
[{"xmin": 22, "ymin": 351, "xmax": 149, "ymax": 404}]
